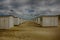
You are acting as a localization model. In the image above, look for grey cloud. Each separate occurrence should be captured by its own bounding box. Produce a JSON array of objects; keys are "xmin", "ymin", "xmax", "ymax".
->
[
  {"xmin": 0, "ymin": 0, "xmax": 5, "ymax": 2},
  {"xmin": 0, "ymin": 0, "xmax": 60, "ymax": 20}
]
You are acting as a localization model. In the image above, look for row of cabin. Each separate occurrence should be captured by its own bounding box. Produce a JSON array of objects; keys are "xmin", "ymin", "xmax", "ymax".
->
[
  {"xmin": 0, "ymin": 15, "xmax": 26, "ymax": 29},
  {"xmin": 33, "ymin": 15, "xmax": 59, "ymax": 27},
  {"xmin": 20, "ymin": 19, "xmax": 27, "ymax": 24}
]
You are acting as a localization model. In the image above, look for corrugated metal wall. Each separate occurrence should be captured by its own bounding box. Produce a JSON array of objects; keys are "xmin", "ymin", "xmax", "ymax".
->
[
  {"xmin": 42, "ymin": 16, "xmax": 58, "ymax": 27},
  {"xmin": 0, "ymin": 16, "xmax": 14, "ymax": 29},
  {"xmin": 4, "ymin": 17, "xmax": 9, "ymax": 29},
  {"xmin": 9, "ymin": 16, "xmax": 14, "ymax": 28}
]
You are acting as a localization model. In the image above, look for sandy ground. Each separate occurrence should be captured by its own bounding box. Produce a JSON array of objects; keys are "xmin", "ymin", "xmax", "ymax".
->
[{"xmin": 0, "ymin": 21, "xmax": 60, "ymax": 40}]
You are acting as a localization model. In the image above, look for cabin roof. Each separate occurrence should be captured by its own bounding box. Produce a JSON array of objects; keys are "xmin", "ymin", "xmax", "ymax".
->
[
  {"xmin": 0, "ymin": 14, "xmax": 14, "ymax": 16},
  {"xmin": 0, "ymin": 12, "xmax": 14, "ymax": 17},
  {"xmin": 40, "ymin": 14, "xmax": 58, "ymax": 16},
  {"xmin": 37, "ymin": 14, "xmax": 59, "ymax": 17},
  {"xmin": 0, "ymin": 12, "xmax": 20, "ymax": 17}
]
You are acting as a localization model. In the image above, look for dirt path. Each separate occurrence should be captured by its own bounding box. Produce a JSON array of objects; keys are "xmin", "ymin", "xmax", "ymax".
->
[{"xmin": 0, "ymin": 21, "xmax": 60, "ymax": 40}]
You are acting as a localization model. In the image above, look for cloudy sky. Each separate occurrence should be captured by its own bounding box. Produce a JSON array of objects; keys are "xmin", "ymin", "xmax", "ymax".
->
[{"xmin": 0, "ymin": 0, "xmax": 60, "ymax": 20}]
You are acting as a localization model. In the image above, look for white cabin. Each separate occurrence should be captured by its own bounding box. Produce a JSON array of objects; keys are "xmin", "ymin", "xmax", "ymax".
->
[
  {"xmin": 14, "ymin": 17, "xmax": 20, "ymax": 25},
  {"xmin": 41, "ymin": 15, "xmax": 58, "ymax": 27},
  {"xmin": 0, "ymin": 15, "xmax": 14, "ymax": 29}
]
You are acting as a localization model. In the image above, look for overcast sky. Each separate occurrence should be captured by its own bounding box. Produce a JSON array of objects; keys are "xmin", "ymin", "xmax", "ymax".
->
[{"xmin": 0, "ymin": 0, "xmax": 60, "ymax": 19}]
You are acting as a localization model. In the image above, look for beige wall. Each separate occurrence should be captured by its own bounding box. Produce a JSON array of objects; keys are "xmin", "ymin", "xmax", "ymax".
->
[{"xmin": 42, "ymin": 16, "xmax": 58, "ymax": 27}]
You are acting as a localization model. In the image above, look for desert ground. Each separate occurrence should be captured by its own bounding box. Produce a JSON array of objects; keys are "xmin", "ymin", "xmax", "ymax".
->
[{"xmin": 0, "ymin": 21, "xmax": 60, "ymax": 40}]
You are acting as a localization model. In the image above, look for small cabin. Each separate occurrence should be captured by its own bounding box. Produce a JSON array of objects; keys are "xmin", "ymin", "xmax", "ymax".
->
[
  {"xmin": 35, "ymin": 18, "xmax": 38, "ymax": 23},
  {"xmin": 33, "ymin": 18, "xmax": 38, "ymax": 23},
  {"xmin": 37, "ymin": 17, "xmax": 41, "ymax": 24},
  {"xmin": 41, "ymin": 15, "xmax": 58, "ymax": 27},
  {"xmin": 58, "ymin": 15, "xmax": 60, "ymax": 25},
  {"xmin": 33, "ymin": 18, "xmax": 36, "ymax": 22},
  {"xmin": 14, "ymin": 17, "xmax": 20, "ymax": 26},
  {"xmin": 19, "ymin": 18, "xmax": 21, "ymax": 24},
  {"xmin": 0, "ymin": 15, "xmax": 14, "ymax": 29},
  {"xmin": 20, "ymin": 18, "xmax": 24, "ymax": 24},
  {"xmin": 20, "ymin": 18, "xmax": 27, "ymax": 24},
  {"xmin": 33, "ymin": 17, "xmax": 41, "ymax": 24}
]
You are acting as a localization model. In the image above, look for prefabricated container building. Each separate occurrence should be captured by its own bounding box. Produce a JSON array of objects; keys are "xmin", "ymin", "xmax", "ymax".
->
[
  {"xmin": 0, "ymin": 15, "xmax": 14, "ymax": 29},
  {"xmin": 14, "ymin": 16, "xmax": 20, "ymax": 25},
  {"xmin": 41, "ymin": 15, "xmax": 58, "ymax": 27}
]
